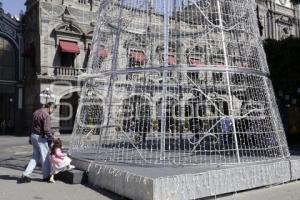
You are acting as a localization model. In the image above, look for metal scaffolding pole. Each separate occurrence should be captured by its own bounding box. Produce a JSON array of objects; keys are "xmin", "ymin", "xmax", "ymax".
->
[
  {"xmin": 160, "ymin": 0, "xmax": 170, "ymax": 160},
  {"xmin": 217, "ymin": 0, "xmax": 240, "ymax": 163}
]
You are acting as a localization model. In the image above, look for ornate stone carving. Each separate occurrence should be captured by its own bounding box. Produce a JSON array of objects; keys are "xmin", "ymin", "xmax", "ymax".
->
[
  {"xmin": 280, "ymin": 27, "xmax": 291, "ymax": 39},
  {"xmin": 86, "ymin": 30, "xmax": 94, "ymax": 38},
  {"xmin": 55, "ymin": 23, "xmax": 84, "ymax": 36},
  {"xmin": 0, "ymin": 21, "xmax": 16, "ymax": 39},
  {"xmin": 276, "ymin": 15, "xmax": 293, "ymax": 26},
  {"xmin": 62, "ymin": 7, "xmax": 75, "ymax": 23},
  {"xmin": 279, "ymin": 0, "xmax": 287, "ymax": 6}
]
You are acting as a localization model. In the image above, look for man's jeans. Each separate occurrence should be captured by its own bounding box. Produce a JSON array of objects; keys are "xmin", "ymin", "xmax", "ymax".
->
[{"xmin": 23, "ymin": 133, "xmax": 50, "ymax": 179}]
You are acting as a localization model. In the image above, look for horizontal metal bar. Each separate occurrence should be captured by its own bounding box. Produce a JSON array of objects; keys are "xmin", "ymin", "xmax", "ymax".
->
[{"xmin": 78, "ymin": 65, "xmax": 270, "ymax": 80}]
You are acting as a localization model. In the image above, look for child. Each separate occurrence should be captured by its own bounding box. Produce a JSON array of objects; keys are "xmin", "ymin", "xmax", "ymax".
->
[{"xmin": 49, "ymin": 138, "xmax": 75, "ymax": 183}]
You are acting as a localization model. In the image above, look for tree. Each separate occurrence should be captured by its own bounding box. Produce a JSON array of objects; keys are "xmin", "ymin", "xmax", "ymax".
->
[{"xmin": 264, "ymin": 38, "xmax": 300, "ymax": 95}]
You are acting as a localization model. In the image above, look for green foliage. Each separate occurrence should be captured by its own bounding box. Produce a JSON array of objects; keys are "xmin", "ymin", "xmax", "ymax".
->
[
  {"xmin": 291, "ymin": 0, "xmax": 300, "ymax": 4},
  {"xmin": 264, "ymin": 37, "xmax": 300, "ymax": 94}
]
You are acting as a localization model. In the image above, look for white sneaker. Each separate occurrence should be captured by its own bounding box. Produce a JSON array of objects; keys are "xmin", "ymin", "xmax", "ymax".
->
[
  {"xmin": 49, "ymin": 176, "xmax": 55, "ymax": 183},
  {"xmin": 67, "ymin": 165, "xmax": 75, "ymax": 170}
]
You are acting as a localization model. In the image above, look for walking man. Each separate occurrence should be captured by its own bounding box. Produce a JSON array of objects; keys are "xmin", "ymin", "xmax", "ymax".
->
[{"xmin": 20, "ymin": 102, "xmax": 57, "ymax": 182}]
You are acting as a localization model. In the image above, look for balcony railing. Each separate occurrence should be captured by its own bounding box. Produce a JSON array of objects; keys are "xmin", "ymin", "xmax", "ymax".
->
[
  {"xmin": 39, "ymin": 66, "xmax": 87, "ymax": 79},
  {"xmin": 54, "ymin": 66, "xmax": 84, "ymax": 76}
]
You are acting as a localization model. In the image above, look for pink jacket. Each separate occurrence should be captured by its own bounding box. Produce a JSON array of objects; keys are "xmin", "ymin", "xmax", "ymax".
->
[{"xmin": 51, "ymin": 148, "xmax": 66, "ymax": 164}]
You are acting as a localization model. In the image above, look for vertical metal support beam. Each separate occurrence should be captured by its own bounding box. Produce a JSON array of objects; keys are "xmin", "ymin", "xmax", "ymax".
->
[
  {"xmin": 106, "ymin": 0, "xmax": 124, "ymax": 125},
  {"xmin": 217, "ymin": 0, "xmax": 241, "ymax": 163},
  {"xmin": 96, "ymin": 1, "xmax": 124, "ymax": 159},
  {"xmin": 160, "ymin": 0, "xmax": 170, "ymax": 160},
  {"xmin": 147, "ymin": 0, "xmax": 153, "ymax": 65}
]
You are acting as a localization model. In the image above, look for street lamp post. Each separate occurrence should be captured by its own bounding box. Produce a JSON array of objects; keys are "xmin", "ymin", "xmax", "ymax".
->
[
  {"xmin": 8, "ymin": 97, "xmax": 14, "ymax": 133},
  {"xmin": 40, "ymin": 88, "xmax": 55, "ymax": 106}
]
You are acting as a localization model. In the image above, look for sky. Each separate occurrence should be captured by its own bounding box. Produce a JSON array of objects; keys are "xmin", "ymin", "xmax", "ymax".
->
[
  {"xmin": 1, "ymin": 0, "xmax": 25, "ymax": 17},
  {"xmin": 0, "ymin": 0, "xmax": 184, "ymax": 17}
]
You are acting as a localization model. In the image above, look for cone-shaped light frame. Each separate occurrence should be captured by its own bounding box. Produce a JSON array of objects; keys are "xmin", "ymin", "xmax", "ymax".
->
[{"xmin": 70, "ymin": 0, "xmax": 289, "ymax": 166}]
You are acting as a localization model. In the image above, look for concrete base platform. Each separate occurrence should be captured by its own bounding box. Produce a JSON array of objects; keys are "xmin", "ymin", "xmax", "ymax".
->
[
  {"xmin": 55, "ymin": 169, "xmax": 87, "ymax": 184},
  {"xmin": 71, "ymin": 156, "xmax": 300, "ymax": 200}
]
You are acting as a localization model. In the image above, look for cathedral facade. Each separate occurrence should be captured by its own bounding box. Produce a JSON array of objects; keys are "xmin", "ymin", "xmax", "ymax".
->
[
  {"xmin": 23, "ymin": 0, "xmax": 100, "ymax": 132},
  {"xmin": 257, "ymin": 0, "xmax": 300, "ymax": 39},
  {"xmin": 0, "ymin": 2, "xmax": 23, "ymax": 135}
]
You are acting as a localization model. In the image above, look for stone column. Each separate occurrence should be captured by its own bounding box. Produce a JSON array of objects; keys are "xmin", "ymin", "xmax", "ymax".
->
[{"xmin": 294, "ymin": 3, "xmax": 300, "ymax": 38}]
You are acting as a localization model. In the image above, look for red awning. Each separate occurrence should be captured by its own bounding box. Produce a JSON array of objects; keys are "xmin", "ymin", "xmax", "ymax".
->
[
  {"xmin": 98, "ymin": 47, "xmax": 108, "ymax": 58},
  {"xmin": 59, "ymin": 41, "xmax": 80, "ymax": 54},
  {"xmin": 167, "ymin": 55, "xmax": 177, "ymax": 65},
  {"xmin": 189, "ymin": 57, "xmax": 204, "ymax": 67},
  {"xmin": 129, "ymin": 50, "xmax": 147, "ymax": 65}
]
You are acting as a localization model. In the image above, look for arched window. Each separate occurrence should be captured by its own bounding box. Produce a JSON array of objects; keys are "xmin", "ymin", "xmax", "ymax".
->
[
  {"xmin": 121, "ymin": 95, "xmax": 151, "ymax": 143},
  {"xmin": 0, "ymin": 37, "xmax": 15, "ymax": 80},
  {"xmin": 157, "ymin": 97, "xmax": 180, "ymax": 133}
]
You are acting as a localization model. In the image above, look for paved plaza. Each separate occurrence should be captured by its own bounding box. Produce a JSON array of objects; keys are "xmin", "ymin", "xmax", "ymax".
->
[
  {"xmin": 1, "ymin": 135, "xmax": 300, "ymax": 200},
  {"xmin": 0, "ymin": 135, "xmax": 124, "ymax": 200},
  {"xmin": 1, "ymin": 0, "xmax": 300, "ymax": 199}
]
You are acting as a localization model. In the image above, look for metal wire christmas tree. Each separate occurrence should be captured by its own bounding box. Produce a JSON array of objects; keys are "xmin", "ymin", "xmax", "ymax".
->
[{"xmin": 70, "ymin": 0, "xmax": 290, "ymax": 166}]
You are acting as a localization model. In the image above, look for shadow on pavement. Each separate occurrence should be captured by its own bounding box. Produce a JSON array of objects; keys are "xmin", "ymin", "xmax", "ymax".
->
[
  {"xmin": 0, "ymin": 175, "xmax": 44, "ymax": 184},
  {"xmin": 0, "ymin": 175, "xmax": 19, "ymax": 181},
  {"xmin": 0, "ymin": 155, "xmax": 31, "ymax": 172},
  {"xmin": 0, "ymin": 152, "xmax": 128, "ymax": 199},
  {"xmin": 82, "ymin": 183, "xmax": 129, "ymax": 200}
]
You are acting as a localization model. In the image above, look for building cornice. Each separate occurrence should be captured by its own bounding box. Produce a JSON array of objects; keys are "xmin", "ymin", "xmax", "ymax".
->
[
  {"xmin": 267, "ymin": 6, "xmax": 298, "ymax": 20},
  {"xmin": 0, "ymin": 80, "xmax": 18, "ymax": 84},
  {"xmin": 0, "ymin": 10, "xmax": 22, "ymax": 41},
  {"xmin": 0, "ymin": 21, "xmax": 18, "ymax": 39},
  {"xmin": 0, "ymin": 8, "xmax": 22, "ymax": 26}
]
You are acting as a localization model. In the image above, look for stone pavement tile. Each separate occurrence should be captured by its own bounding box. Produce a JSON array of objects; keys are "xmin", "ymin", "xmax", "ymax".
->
[
  {"xmin": 0, "ymin": 167, "xmax": 124, "ymax": 200},
  {"xmin": 215, "ymin": 181, "xmax": 300, "ymax": 200},
  {"xmin": 0, "ymin": 135, "xmax": 71, "ymax": 152},
  {"xmin": 3, "ymin": 136, "xmax": 300, "ymax": 200},
  {"xmin": 0, "ymin": 135, "xmax": 124, "ymax": 200}
]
